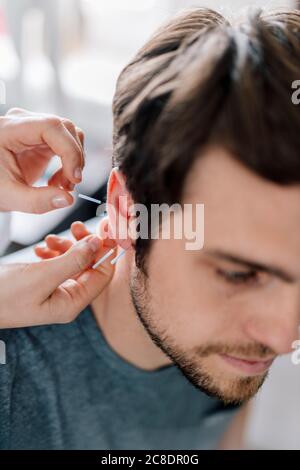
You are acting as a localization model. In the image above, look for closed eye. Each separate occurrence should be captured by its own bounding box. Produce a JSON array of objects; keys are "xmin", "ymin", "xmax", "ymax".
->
[{"xmin": 216, "ymin": 268, "xmax": 259, "ymax": 285}]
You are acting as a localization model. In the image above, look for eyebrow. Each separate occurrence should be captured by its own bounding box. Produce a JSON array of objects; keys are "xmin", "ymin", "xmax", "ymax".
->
[{"xmin": 205, "ymin": 249, "xmax": 296, "ymax": 283}]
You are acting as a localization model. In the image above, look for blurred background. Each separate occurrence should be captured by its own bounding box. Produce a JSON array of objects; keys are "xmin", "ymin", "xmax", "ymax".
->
[{"xmin": 0, "ymin": 0, "xmax": 299, "ymax": 450}]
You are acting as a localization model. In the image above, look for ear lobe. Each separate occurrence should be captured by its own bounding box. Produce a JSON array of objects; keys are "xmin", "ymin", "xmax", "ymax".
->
[{"xmin": 96, "ymin": 216, "xmax": 117, "ymax": 249}]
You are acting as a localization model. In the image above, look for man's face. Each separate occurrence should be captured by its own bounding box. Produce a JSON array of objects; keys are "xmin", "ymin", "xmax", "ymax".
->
[{"xmin": 129, "ymin": 146, "xmax": 300, "ymax": 404}]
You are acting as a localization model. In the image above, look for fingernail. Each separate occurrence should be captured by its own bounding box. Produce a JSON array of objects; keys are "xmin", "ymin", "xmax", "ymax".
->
[
  {"xmin": 88, "ymin": 236, "xmax": 100, "ymax": 253},
  {"xmin": 74, "ymin": 168, "xmax": 82, "ymax": 180},
  {"xmin": 79, "ymin": 271, "xmax": 91, "ymax": 283},
  {"xmin": 52, "ymin": 196, "xmax": 70, "ymax": 208}
]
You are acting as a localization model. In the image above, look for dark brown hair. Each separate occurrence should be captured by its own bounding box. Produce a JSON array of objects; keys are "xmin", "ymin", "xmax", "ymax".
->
[{"xmin": 112, "ymin": 7, "xmax": 300, "ymax": 270}]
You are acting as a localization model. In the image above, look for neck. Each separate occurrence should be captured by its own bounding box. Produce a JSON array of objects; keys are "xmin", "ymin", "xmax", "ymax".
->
[{"xmin": 91, "ymin": 249, "xmax": 172, "ymax": 371}]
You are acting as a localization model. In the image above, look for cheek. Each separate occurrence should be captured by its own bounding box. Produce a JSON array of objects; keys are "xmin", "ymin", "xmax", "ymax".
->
[
  {"xmin": 146, "ymin": 241, "xmax": 266, "ymax": 346},
  {"xmin": 147, "ymin": 251, "xmax": 221, "ymax": 346}
]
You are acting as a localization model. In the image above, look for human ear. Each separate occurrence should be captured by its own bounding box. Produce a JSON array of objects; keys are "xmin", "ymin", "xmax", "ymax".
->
[{"xmin": 106, "ymin": 168, "xmax": 134, "ymax": 250}]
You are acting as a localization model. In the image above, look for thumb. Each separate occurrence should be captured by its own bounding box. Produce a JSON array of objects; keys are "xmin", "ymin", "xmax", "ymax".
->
[
  {"xmin": 41, "ymin": 238, "xmax": 115, "ymax": 324},
  {"xmin": 40, "ymin": 235, "xmax": 102, "ymax": 296},
  {"xmin": 9, "ymin": 182, "xmax": 73, "ymax": 214}
]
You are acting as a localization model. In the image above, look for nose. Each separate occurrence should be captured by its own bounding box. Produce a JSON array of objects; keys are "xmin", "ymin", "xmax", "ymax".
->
[{"xmin": 243, "ymin": 286, "xmax": 300, "ymax": 356}]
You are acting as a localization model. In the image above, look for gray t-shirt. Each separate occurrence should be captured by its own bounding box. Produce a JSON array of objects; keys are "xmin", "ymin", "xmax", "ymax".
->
[{"xmin": 0, "ymin": 306, "xmax": 240, "ymax": 450}]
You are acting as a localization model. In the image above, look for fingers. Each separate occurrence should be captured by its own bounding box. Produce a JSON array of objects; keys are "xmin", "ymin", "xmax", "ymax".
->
[
  {"xmin": 71, "ymin": 221, "xmax": 91, "ymax": 241},
  {"xmin": 0, "ymin": 235, "xmax": 115, "ymax": 327},
  {"xmin": 37, "ymin": 235, "xmax": 102, "ymax": 297},
  {"xmin": 43, "ymin": 234, "xmax": 116, "ymax": 324},
  {"xmin": 7, "ymin": 180, "xmax": 73, "ymax": 214},
  {"xmin": 35, "ymin": 234, "xmax": 73, "ymax": 259},
  {"xmin": 45, "ymin": 234, "xmax": 73, "ymax": 253},
  {"xmin": 48, "ymin": 168, "xmax": 75, "ymax": 191},
  {"xmin": 43, "ymin": 262, "xmax": 115, "ymax": 324},
  {"xmin": 1, "ymin": 111, "xmax": 85, "ymax": 185},
  {"xmin": 34, "ymin": 221, "xmax": 90, "ymax": 261},
  {"xmin": 34, "ymin": 246, "xmax": 60, "ymax": 259},
  {"xmin": 42, "ymin": 119, "xmax": 84, "ymax": 184},
  {"xmin": 61, "ymin": 119, "xmax": 85, "ymax": 170},
  {"xmin": 0, "ymin": 110, "xmax": 87, "ymax": 214}
]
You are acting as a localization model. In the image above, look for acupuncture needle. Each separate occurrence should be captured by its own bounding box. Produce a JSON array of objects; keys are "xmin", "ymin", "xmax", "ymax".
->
[
  {"xmin": 92, "ymin": 248, "xmax": 116, "ymax": 269},
  {"xmin": 110, "ymin": 248, "xmax": 128, "ymax": 265},
  {"xmin": 92, "ymin": 247, "xmax": 128, "ymax": 269},
  {"xmin": 78, "ymin": 194, "xmax": 101, "ymax": 204}
]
